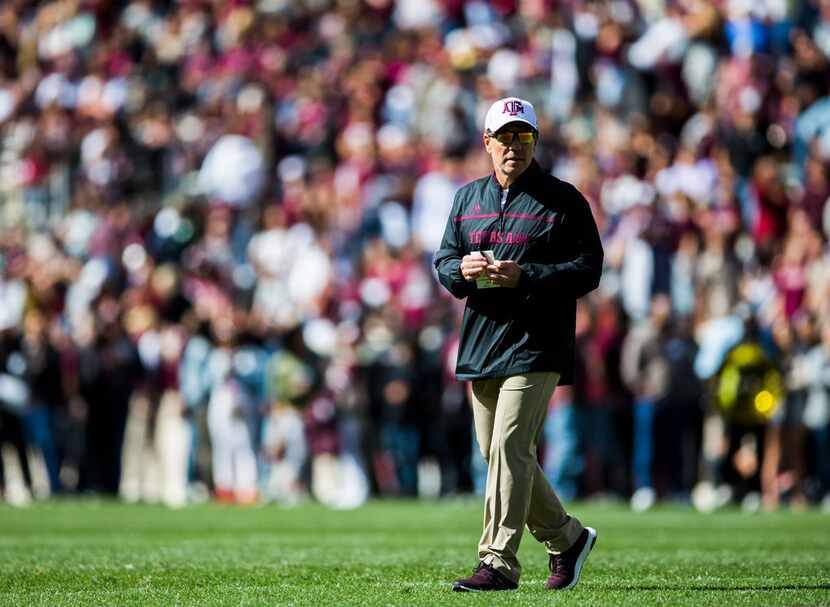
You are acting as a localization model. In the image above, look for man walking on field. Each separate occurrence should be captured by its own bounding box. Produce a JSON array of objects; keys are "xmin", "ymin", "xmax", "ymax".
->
[{"xmin": 434, "ymin": 97, "xmax": 603, "ymax": 592}]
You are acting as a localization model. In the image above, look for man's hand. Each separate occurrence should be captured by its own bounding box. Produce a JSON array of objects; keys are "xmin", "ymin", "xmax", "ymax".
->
[
  {"xmin": 460, "ymin": 254, "xmax": 488, "ymax": 281},
  {"xmin": 485, "ymin": 259, "xmax": 522, "ymax": 288}
]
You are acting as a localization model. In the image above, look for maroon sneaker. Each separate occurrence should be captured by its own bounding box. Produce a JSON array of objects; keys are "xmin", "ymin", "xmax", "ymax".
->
[
  {"xmin": 452, "ymin": 562, "xmax": 518, "ymax": 592},
  {"xmin": 546, "ymin": 527, "xmax": 597, "ymax": 590}
]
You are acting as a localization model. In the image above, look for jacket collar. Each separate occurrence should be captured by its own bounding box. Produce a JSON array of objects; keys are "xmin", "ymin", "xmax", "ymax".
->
[{"xmin": 488, "ymin": 159, "xmax": 542, "ymax": 195}]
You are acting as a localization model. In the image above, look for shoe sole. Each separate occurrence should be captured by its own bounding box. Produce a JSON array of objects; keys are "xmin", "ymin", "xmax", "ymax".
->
[
  {"xmin": 562, "ymin": 526, "xmax": 597, "ymax": 590},
  {"xmin": 452, "ymin": 583, "xmax": 516, "ymax": 592}
]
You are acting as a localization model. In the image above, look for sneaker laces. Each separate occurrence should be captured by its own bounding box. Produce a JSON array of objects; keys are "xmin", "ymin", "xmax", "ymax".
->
[
  {"xmin": 550, "ymin": 554, "xmax": 566, "ymax": 577},
  {"xmin": 473, "ymin": 562, "xmax": 503, "ymax": 583}
]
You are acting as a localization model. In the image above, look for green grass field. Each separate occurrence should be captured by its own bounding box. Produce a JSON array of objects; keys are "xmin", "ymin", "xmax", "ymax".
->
[{"xmin": 0, "ymin": 499, "xmax": 828, "ymax": 606}]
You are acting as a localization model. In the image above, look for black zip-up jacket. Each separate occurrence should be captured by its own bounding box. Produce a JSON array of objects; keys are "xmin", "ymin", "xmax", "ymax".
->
[{"xmin": 434, "ymin": 161, "xmax": 603, "ymax": 384}]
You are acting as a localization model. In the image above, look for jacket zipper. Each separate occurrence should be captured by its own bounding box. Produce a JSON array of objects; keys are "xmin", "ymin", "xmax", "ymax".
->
[{"xmin": 499, "ymin": 187, "xmax": 508, "ymax": 234}]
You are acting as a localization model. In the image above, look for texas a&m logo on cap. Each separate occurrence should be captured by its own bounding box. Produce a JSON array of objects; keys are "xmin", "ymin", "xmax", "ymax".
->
[
  {"xmin": 503, "ymin": 99, "xmax": 525, "ymax": 117},
  {"xmin": 485, "ymin": 96, "xmax": 538, "ymax": 133}
]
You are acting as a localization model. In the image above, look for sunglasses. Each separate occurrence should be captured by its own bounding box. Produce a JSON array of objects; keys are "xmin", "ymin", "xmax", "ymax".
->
[{"xmin": 489, "ymin": 130, "xmax": 537, "ymax": 145}]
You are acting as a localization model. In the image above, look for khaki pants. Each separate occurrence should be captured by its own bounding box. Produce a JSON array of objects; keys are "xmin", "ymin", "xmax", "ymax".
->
[{"xmin": 471, "ymin": 372, "xmax": 584, "ymax": 583}]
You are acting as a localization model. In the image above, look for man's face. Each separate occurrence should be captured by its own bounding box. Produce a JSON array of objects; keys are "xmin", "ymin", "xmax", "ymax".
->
[{"xmin": 484, "ymin": 123, "xmax": 537, "ymax": 183}]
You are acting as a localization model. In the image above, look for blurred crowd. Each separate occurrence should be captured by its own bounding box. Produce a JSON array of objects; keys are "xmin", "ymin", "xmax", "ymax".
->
[{"xmin": 0, "ymin": 0, "xmax": 829, "ymax": 512}]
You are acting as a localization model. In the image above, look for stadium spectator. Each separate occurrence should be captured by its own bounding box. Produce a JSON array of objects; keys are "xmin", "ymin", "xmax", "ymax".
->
[
  {"xmin": 621, "ymin": 293, "xmax": 673, "ymax": 511},
  {"xmin": 712, "ymin": 314, "xmax": 783, "ymax": 510},
  {"xmin": 19, "ymin": 308, "xmax": 63, "ymax": 494},
  {"xmin": 205, "ymin": 315, "xmax": 259, "ymax": 505},
  {"xmin": 799, "ymin": 318, "xmax": 830, "ymax": 510},
  {"xmin": 655, "ymin": 315, "xmax": 704, "ymax": 500}
]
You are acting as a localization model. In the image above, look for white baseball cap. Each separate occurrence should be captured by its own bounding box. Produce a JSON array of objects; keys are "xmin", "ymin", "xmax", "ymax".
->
[{"xmin": 484, "ymin": 97, "xmax": 538, "ymax": 134}]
